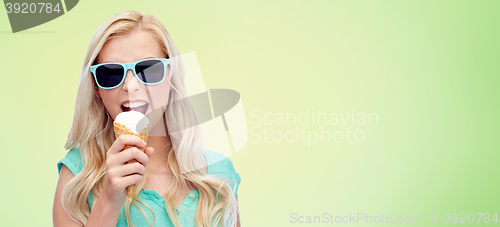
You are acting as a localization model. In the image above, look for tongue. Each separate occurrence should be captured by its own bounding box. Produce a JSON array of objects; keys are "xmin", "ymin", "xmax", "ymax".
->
[{"xmin": 123, "ymin": 104, "xmax": 148, "ymax": 115}]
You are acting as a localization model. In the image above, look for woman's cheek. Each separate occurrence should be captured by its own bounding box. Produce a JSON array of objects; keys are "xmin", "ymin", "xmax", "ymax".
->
[{"xmin": 149, "ymin": 86, "xmax": 171, "ymax": 109}]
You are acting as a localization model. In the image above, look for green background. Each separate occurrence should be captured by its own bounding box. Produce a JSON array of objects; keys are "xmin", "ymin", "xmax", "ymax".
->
[{"xmin": 1, "ymin": 0, "xmax": 499, "ymax": 226}]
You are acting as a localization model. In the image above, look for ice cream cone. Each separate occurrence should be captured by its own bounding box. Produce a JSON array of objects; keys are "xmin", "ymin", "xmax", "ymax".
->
[
  {"xmin": 113, "ymin": 111, "xmax": 150, "ymax": 200},
  {"xmin": 113, "ymin": 121, "xmax": 149, "ymax": 151}
]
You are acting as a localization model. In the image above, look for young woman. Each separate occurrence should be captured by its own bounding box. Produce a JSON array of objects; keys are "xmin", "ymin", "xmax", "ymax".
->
[{"xmin": 53, "ymin": 10, "xmax": 241, "ymax": 227}]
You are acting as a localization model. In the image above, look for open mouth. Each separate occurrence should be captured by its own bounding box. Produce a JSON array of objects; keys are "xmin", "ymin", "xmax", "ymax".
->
[{"xmin": 121, "ymin": 101, "xmax": 149, "ymax": 115}]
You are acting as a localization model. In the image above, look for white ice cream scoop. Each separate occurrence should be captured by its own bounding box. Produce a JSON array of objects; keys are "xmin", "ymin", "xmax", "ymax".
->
[{"xmin": 114, "ymin": 111, "xmax": 150, "ymax": 134}]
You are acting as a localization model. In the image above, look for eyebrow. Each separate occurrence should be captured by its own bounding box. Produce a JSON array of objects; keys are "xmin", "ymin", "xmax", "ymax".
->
[{"xmin": 101, "ymin": 57, "xmax": 159, "ymax": 64}]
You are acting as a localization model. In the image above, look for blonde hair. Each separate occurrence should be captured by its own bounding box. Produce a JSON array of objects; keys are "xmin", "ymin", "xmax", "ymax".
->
[{"xmin": 61, "ymin": 10, "xmax": 238, "ymax": 227}]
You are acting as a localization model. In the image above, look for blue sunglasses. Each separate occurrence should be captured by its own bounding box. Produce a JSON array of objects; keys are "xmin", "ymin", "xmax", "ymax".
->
[{"xmin": 90, "ymin": 58, "xmax": 170, "ymax": 89}]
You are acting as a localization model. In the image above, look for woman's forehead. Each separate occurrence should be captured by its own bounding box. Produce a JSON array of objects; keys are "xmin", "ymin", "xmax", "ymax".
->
[{"xmin": 96, "ymin": 30, "xmax": 165, "ymax": 64}]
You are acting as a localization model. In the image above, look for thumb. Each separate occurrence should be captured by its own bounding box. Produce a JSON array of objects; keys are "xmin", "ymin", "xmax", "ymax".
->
[{"xmin": 145, "ymin": 147, "xmax": 155, "ymax": 157}]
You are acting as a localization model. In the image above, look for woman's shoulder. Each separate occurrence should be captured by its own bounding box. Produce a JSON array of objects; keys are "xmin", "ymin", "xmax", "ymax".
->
[
  {"xmin": 203, "ymin": 149, "xmax": 235, "ymax": 173},
  {"xmin": 57, "ymin": 147, "xmax": 83, "ymax": 176},
  {"xmin": 203, "ymin": 149, "xmax": 241, "ymax": 195}
]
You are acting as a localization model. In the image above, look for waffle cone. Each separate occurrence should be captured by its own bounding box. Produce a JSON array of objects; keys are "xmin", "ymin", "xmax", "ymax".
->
[
  {"xmin": 113, "ymin": 121, "xmax": 150, "ymax": 199},
  {"xmin": 113, "ymin": 122, "xmax": 149, "ymax": 151}
]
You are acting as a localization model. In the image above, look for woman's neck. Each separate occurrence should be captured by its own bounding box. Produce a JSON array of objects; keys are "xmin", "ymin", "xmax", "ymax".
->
[
  {"xmin": 144, "ymin": 107, "xmax": 172, "ymax": 173},
  {"xmin": 145, "ymin": 134, "xmax": 172, "ymax": 174}
]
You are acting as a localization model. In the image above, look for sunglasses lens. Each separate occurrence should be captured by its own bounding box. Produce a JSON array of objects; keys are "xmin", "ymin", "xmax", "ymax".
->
[
  {"xmin": 135, "ymin": 60, "xmax": 165, "ymax": 84},
  {"xmin": 95, "ymin": 64, "xmax": 124, "ymax": 88}
]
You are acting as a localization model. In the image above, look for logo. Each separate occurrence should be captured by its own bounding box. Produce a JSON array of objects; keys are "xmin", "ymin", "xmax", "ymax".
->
[
  {"xmin": 4, "ymin": 0, "xmax": 79, "ymax": 33},
  {"xmin": 143, "ymin": 51, "xmax": 248, "ymax": 164},
  {"xmin": 181, "ymin": 52, "xmax": 248, "ymax": 159}
]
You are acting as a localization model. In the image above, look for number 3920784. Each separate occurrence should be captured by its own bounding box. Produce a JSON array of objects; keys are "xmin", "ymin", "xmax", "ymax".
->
[{"xmin": 5, "ymin": 3, "xmax": 61, "ymax": 14}]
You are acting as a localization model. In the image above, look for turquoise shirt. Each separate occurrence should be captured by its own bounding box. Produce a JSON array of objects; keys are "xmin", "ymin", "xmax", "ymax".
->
[{"xmin": 57, "ymin": 148, "xmax": 241, "ymax": 227}]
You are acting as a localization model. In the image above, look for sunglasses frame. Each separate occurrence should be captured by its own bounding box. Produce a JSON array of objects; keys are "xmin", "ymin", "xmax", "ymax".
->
[{"xmin": 90, "ymin": 58, "xmax": 170, "ymax": 89}]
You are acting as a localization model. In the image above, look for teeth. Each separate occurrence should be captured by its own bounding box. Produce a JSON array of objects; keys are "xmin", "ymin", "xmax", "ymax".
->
[{"xmin": 122, "ymin": 101, "xmax": 147, "ymax": 108}]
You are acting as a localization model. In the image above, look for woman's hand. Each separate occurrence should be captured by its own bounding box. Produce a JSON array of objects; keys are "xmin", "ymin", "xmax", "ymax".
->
[{"xmin": 101, "ymin": 135, "xmax": 154, "ymax": 208}]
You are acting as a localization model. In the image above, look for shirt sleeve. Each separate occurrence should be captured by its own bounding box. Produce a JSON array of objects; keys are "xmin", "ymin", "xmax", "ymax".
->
[
  {"xmin": 57, "ymin": 148, "xmax": 83, "ymax": 176},
  {"xmin": 56, "ymin": 148, "xmax": 94, "ymax": 209},
  {"xmin": 204, "ymin": 150, "xmax": 242, "ymax": 196}
]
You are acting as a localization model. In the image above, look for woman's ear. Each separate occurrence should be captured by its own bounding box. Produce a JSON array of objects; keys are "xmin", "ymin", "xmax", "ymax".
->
[{"xmin": 96, "ymin": 87, "xmax": 101, "ymax": 98}]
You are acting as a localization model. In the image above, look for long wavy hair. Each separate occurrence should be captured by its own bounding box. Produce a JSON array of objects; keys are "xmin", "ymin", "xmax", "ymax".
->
[{"xmin": 61, "ymin": 10, "xmax": 238, "ymax": 227}]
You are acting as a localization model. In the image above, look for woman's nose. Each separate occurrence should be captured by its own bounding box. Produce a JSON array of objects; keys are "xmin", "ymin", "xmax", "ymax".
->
[{"xmin": 122, "ymin": 69, "xmax": 140, "ymax": 92}]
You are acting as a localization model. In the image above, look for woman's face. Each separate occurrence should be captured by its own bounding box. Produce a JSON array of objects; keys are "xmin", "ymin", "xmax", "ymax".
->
[{"xmin": 96, "ymin": 29, "xmax": 171, "ymax": 120}]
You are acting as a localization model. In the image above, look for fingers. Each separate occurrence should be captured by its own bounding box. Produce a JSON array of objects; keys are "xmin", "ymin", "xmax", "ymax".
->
[
  {"xmin": 102, "ymin": 135, "xmax": 151, "ymax": 206},
  {"xmin": 110, "ymin": 147, "xmax": 150, "ymax": 167},
  {"xmin": 121, "ymin": 174, "xmax": 144, "ymax": 188},
  {"xmin": 108, "ymin": 172, "xmax": 145, "ymax": 190},
  {"xmin": 145, "ymin": 147, "xmax": 155, "ymax": 158},
  {"xmin": 110, "ymin": 162, "xmax": 147, "ymax": 178},
  {"xmin": 108, "ymin": 135, "xmax": 147, "ymax": 155}
]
